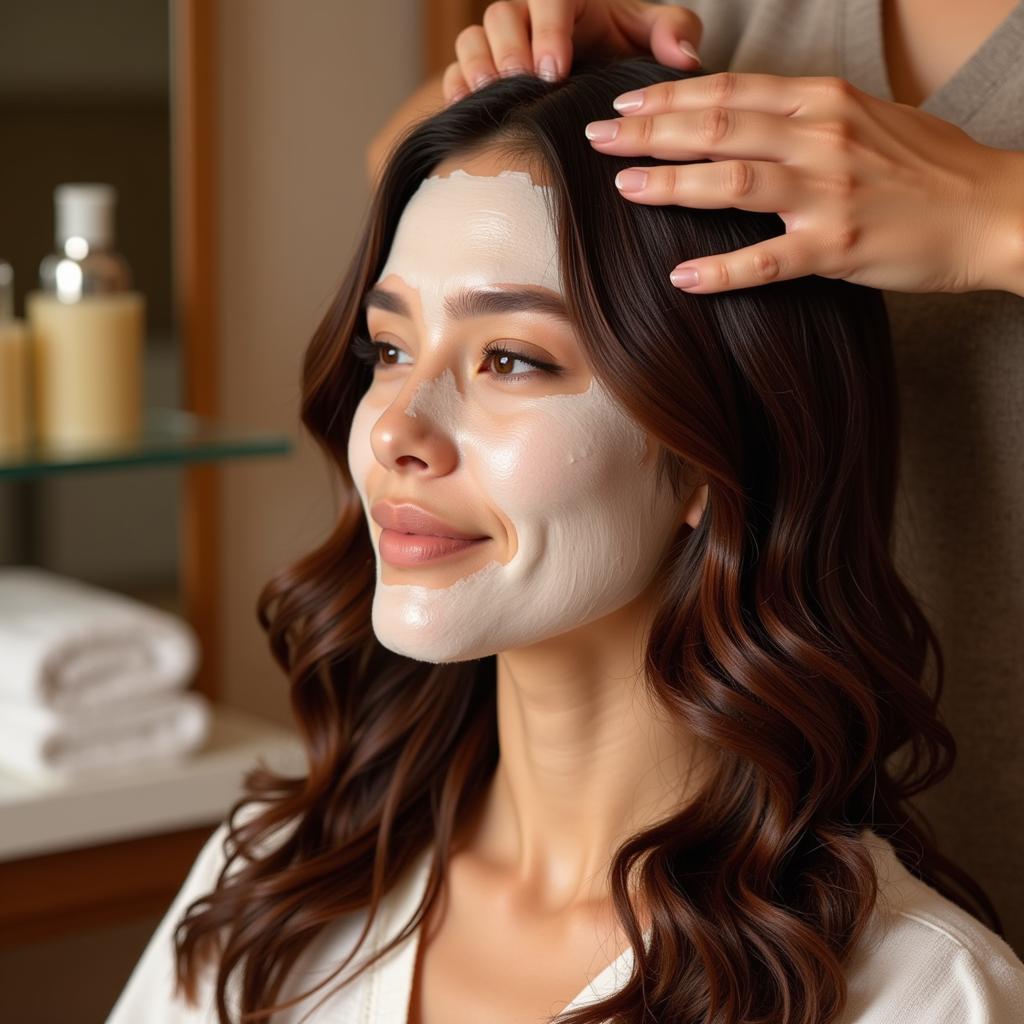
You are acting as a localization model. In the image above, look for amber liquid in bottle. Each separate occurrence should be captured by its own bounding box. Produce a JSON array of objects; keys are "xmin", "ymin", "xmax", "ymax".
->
[{"xmin": 26, "ymin": 183, "xmax": 145, "ymax": 452}]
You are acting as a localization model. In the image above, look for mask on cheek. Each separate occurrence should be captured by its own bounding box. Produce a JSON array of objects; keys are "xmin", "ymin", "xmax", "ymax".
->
[
  {"xmin": 345, "ymin": 170, "xmax": 682, "ymax": 663},
  {"xmin": 349, "ymin": 372, "xmax": 680, "ymax": 663}
]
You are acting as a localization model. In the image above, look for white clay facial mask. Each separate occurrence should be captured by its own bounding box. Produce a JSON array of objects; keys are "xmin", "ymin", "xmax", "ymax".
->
[{"xmin": 346, "ymin": 167, "xmax": 681, "ymax": 663}]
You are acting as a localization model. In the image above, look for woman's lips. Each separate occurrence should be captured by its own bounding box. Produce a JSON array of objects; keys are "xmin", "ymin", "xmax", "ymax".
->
[{"xmin": 379, "ymin": 528, "xmax": 489, "ymax": 567}]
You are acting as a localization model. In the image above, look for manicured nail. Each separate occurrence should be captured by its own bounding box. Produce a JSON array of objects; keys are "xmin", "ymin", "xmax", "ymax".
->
[
  {"xmin": 679, "ymin": 41, "xmax": 701, "ymax": 65},
  {"xmin": 538, "ymin": 55, "xmax": 558, "ymax": 82},
  {"xmin": 472, "ymin": 72, "xmax": 496, "ymax": 90},
  {"xmin": 612, "ymin": 90, "xmax": 645, "ymax": 113},
  {"xmin": 500, "ymin": 64, "xmax": 529, "ymax": 78},
  {"xmin": 671, "ymin": 266, "xmax": 700, "ymax": 288},
  {"xmin": 615, "ymin": 169, "xmax": 648, "ymax": 192},
  {"xmin": 585, "ymin": 119, "xmax": 619, "ymax": 142}
]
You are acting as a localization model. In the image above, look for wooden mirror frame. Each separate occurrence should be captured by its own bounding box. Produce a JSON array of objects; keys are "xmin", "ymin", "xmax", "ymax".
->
[{"xmin": 174, "ymin": 0, "xmax": 220, "ymax": 703}]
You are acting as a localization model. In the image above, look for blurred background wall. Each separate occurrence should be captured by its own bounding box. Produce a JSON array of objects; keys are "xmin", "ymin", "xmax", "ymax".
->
[{"xmin": 0, "ymin": 1, "xmax": 421, "ymax": 1019}]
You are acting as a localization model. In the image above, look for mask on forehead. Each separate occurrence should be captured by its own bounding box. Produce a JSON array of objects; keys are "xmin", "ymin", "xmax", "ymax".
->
[
  {"xmin": 379, "ymin": 168, "xmax": 564, "ymax": 340},
  {"xmin": 347, "ymin": 168, "xmax": 681, "ymax": 664}
]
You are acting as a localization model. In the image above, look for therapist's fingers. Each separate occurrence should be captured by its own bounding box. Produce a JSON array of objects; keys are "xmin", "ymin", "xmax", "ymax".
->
[
  {"xmin": 669, "ymin": 234, "xmax": 817, "ymax": 293},
  {"xmin": 442, "ymin": 61, "xmax": 472, "ymax": 106},
  {"xmin": 454, "ymin": 24, "xmax": 500, "ymax": 91},
  {"xmin": 455, "ymin": 0, "xmax": 573, "ymax": 85},
  {"xmin": 526, "ymin": 0, "xmax": 577, "ymax": 81},
  {"xmin": 611, "ymin": 71, "xmax": 865, "ymax": 119},
  {"xmin": 447, "ymin": 0, "xmax": 705, "ymax": 102},
  {"xmin": 585, "ymin": 108, "xmax": 793, "ymax": 163},
  {"xmin": 613, "ymin": 159, "xmax": 805, "ymax": 213},
  {"xmin": 482, "ymin": 1, "xmax": 535, "ymax": 78},
  {"xmin": 529, "ymin": 1, "xmax": 703, "ymax": 82},
  {"xmin": 613, "ymin": 2, "xmax": 704, "ymax": 72}
]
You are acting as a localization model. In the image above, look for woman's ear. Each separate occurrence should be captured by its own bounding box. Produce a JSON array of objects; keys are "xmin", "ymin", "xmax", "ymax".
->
[{"xmin": 680, "ymin": 482, "xmax": 708, "ymax": 529}]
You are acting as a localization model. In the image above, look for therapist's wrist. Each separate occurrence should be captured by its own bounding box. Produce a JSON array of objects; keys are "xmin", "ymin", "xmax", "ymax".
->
[{"xmin": 975, "ymin": 148, "xmax": 1024, "ymax": 297}]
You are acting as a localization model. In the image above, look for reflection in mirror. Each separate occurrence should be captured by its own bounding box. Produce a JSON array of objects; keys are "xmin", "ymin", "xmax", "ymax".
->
[{"xmin": 0, "ymin": 0, "xmax": 180, "ymax": 604}]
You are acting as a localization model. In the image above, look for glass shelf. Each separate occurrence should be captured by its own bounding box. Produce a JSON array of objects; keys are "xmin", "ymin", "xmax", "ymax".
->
[{"xmin": 0, "ymin": 407, "xmax": 294, "ymax": 479}]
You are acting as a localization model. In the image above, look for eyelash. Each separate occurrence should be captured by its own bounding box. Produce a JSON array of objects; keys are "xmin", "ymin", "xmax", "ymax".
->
[{"xmin": 348, "ymin": 334, "xmax": 564, "ymax": 382}]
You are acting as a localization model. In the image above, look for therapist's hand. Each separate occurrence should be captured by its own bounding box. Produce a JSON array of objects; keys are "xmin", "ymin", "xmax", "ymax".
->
[
  {"xmin": 585, "ymin": 72, "xmax": 1024, "ymax": 296},
  {"xmin": 442, "ymin": 0, "xmax": 702, "ymax": 104}
]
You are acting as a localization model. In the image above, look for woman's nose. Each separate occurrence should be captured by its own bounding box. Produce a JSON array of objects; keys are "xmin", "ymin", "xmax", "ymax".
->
[{"xmin": 369, "ymin": 377, "xmax": 460, "ymax": 477}]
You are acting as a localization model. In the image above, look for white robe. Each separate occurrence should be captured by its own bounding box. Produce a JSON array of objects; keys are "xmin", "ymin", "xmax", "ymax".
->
[{"xmin": 105, "ymin": 821, "xmax": 1024, "ymax": 1022}]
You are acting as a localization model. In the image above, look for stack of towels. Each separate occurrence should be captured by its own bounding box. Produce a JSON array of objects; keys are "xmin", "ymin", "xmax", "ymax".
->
[{"xmin": 0, "ymin": 566, "xmax": 211, "ymax": 782}]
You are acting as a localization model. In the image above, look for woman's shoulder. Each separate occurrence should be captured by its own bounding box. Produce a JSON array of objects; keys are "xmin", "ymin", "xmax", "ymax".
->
[{"xmin": 838, "ymin": 829, "xmax": 1024, "ymax": 1022}]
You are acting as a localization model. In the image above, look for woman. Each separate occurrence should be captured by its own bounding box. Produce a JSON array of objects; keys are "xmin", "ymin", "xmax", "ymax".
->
[
  {"xmin": 410, "ymin": 0, "xmax": 1024, "ymax": 972},
  {"xmin": 107, "ymin": 59, "xmax": 1024, "ymax": 1024}
]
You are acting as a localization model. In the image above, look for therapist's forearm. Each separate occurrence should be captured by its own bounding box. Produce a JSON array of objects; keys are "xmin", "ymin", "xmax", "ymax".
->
[
  {"xmin": 366, "ymin": 72, "xmax": 447, "ymax": 189},
  {"xmin": 977, "ymin": 148, "xmax": 1024, "ymax": 297}
]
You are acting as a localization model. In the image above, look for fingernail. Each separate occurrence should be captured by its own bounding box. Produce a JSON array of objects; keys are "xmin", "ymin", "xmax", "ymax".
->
[
  {"xmin": 671, "ymin": 266, "xmax": 700, "ymax": 288},
  {"xmin": 585, "ymin": 119, "xmax": 619, "ymax": 142},
  {"xmin": 538, "ymin": 55, "xmax": 558, "ymax": 82},
  {"xmin": 447, "ymin": 88, "xmax": 469, "ymax": 107},
  {"xmin": 500, "ymin": 64, "xmax": 529, "ymax": 78},
  {"xmin": 612, "ymin": 90, "xmax": 645, "ymax": 113},
  {"xmin": 679, "ymin": 40, "xmax": 701, "ymax": 65},
  {"xmin": 472, "ymin": 72, "xmax": 496, "ymax": 90},
  {"xmin": 615, "ymin": 169, "xmax": 648, "ymax": 192}
]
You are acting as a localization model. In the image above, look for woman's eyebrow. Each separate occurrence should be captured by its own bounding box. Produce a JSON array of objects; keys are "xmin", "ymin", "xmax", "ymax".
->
[{"xmin": 362, "ymin": 286, "xmax": 573, "ymax": 325}]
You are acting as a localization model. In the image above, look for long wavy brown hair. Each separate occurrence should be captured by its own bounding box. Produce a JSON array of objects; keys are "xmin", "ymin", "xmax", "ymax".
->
[{"xmin": 173, "ymin": 56, "xmax": 1002, "ymax": 1024}]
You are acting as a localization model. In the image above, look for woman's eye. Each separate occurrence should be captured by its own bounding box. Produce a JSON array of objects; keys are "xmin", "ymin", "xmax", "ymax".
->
[
  {"xmin": 482, "ymin": 342, "xmax": 558, "ymax": 380},
  {"xmin": 379, "ymin": 343, "xmax": 409, "ymax": 366},
  {"xmin": 349, "ymin": 334, "xmax": 563, "ymax": 382},
  {"xmin": 350, "ymin": 334, "xmax": 410, "ymax": 368},
  {"xmin": 483, "ymin": 344, "xmax": 548, "ymax": 380}
]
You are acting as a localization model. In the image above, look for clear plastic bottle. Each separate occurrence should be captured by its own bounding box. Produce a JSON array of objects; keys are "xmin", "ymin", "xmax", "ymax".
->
[{"xmin": 26, "ymin": 183, "xmax": 145, "ymax": 450}]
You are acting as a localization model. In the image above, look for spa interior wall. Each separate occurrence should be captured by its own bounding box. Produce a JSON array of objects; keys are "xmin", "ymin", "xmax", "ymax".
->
[{"xmin": 0, "ymin": 2, "xmax": 422, "ymax": 1020}]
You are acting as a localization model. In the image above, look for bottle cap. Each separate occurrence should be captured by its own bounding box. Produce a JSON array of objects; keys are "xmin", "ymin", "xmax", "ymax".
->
[
  {"xmin": 0, "ymin": 261, "xmax": 12, "ymax": 321},
  {"xmin": 54, "ymin": 183, "xmax": 117, "ymax": 250}
]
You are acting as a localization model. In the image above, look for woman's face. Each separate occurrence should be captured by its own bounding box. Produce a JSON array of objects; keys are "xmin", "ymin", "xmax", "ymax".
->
[{"xmin": 346, "ymin": 149, "xmax": 684, "ymax": 663}]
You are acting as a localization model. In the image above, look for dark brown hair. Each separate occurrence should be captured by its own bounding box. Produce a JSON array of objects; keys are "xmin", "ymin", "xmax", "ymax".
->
[{"xmin": 174, "ymin": 57, "xmax": 1001, "ymax": 1023}]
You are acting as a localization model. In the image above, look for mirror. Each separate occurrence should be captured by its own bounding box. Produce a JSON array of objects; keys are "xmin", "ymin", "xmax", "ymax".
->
[{"xmin": 0, "ymin": 0, "xmax": 181, "ymax": 605}]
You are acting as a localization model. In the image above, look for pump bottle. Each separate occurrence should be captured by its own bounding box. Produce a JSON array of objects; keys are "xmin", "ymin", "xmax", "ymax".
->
[{"xmin": 26, "ymin": 183, "xmax": 145, "ymax": 450}]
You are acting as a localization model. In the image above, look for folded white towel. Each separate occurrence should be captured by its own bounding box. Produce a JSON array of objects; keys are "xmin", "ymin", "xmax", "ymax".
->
[
  {"xmin": 0, "ymin": 567, "xmax": 199, "ymax": 712},
  {"xmin": 0, "ymin": 690, "xmax": 212, "ymax": 780}
]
